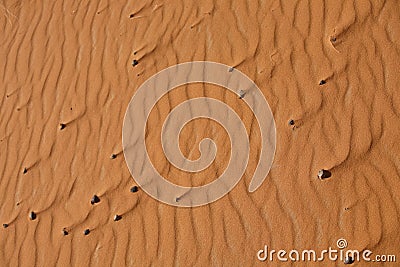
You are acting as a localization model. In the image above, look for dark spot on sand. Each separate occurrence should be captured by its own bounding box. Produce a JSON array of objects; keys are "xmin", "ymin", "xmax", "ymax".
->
[
  {"xmin": 317, "ymin": 169, "xmax": 331, "ymax": 180},
  {"xmin": 319, "ymin": 80, "xmax": 326, "ymax": 85},
  {"xmin": 23, "ymin": 167, "xmax": 28, "ymax": 174},
  {"xmin": 331, "ymin": 37, "xmax": 337, "ymax": 42},
  {"xmin": 129, "ymin": 14, "xmax": 134, "ymax": 18},
  {"xmin": 63, "ymin": 228, "xmax": 69, "ymax": 236},
  {"xmin": 91, "ymin": 195, "xmax": 100, "ymax": 205},
  {"xmin": 238, "ymin": 90, "xmax": 246, "ymax": 99},
  {"xmin": 110, "ymin": 154, "xmax": 117, "ymax": 159},
  {"xmin": 60, "ymin": 123, "xmax": 66, "ymax": 130},
  {"xmin": 29, "ymin": 211, "xmax": 37, "ymax": 220},
  {"xmin": 84, "ymin": 229, "xmax": 90, "ymax": 235},
  {"xmin": 132, "ymin": 59, "xmax": 139, "ymax": 67},
  {"xmin": 130, "ymin": 186, "xmax": 138, "ymax": 193},
  {"xmin": 114, "ymin": 215, "xmax": 122, "ymax": 221},
  {"xmin": 3, "ymin": 224, "xmax": 8, "ymax": 228},
  {"xmin": 288, "ymin": 119, "xmax": 295, "ymax": 126},
  {"xmin": 344, "ymin": 256, "xmax": 354, "ymax": 264}
]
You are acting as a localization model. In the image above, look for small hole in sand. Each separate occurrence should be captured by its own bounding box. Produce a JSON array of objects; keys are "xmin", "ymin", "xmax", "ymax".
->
[
  {"xmin": 29, "ymin": 211, "xmax": 37, "ymax": 220},
  {"xmin": 130, "ymin": 186, "xmax": 138, "ymax": 193},
  {"xmin": 344, "ymin": 256, "xmax": 354, "ymax": 264},
  {"xmin": 317, "ymin": 169, "xmax": 331, "ymax": 179},
  {"xmin": 91, "ymin": 195, "xmax": 100, "ymax": 205}
]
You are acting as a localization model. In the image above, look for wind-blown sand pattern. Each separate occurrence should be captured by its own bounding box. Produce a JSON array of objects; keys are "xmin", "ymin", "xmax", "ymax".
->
[{"xmin": 1, "ymin": 0, "xmax": 400, "ymax": 266}]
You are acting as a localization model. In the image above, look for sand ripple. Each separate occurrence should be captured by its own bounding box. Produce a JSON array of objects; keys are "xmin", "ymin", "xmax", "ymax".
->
[{"xmin": 1, "ymin": 0, "xmax": 400, "ymax": 266}]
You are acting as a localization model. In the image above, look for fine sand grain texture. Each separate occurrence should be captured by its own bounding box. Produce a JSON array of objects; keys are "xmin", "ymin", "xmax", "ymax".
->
[{"xmin": 1, "ymin": 0, "xmax": 400, "ymax": 266}]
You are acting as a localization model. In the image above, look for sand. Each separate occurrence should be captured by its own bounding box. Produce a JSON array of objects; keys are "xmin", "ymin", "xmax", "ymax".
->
[{"xmin": 1, "ymin": 0, "xmax": 400, "ymax": 266}]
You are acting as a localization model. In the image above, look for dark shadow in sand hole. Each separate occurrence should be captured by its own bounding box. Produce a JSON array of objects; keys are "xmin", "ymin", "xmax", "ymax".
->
[
  {"xmin": 29, "ymin": 211, "xmax": 37, "ymax": 220},
  {"xmin": 130, "ymin": 186, "xmax": 139, "ymax": 193},
  {"xmin": 317, "ymin": 169, "xmax": 331, "ymax": 180},
  {"xmin": 91, "ymin": 195, "xmax": 100, "ymax": 205},
  {"xmin": 344, "ymin": 256, "xmax": 354, "ymax": 264},
  {"xmin": 110, "ymin": 150, "xmax": 123, "ymax": 159}
]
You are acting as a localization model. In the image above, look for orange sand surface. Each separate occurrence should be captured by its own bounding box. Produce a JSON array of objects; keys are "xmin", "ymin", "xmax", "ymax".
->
[{"xmin": 1, "ymin": 0, "xmax": 400, "ymax": 266}]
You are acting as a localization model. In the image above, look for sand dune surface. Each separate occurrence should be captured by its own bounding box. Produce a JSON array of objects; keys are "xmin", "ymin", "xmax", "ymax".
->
[{"xmin": 1, "ymin": 0, "xmax": 400, "ymax": 266}]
